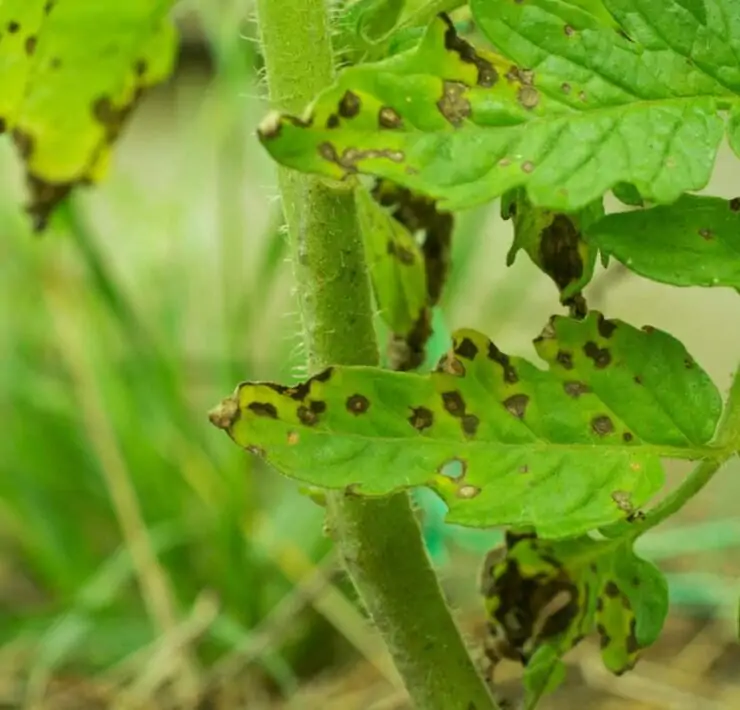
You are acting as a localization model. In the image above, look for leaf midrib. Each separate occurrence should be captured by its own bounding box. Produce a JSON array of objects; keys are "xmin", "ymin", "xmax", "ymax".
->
[{"xmin": 250, "ymin": 420, "xmax": 719, "ymax": 461}]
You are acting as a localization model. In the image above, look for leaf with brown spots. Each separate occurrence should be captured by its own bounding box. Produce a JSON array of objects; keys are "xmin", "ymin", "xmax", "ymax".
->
[
  {"xmin": 0, "ymin": 0, "xmax": 178, "ymax": 231},
  {"xmin": 259, "ymin": 2, "xmax": 739, "ymax": 213},
  {"xmin": 356, "ymin": 185, "xmax": 428, "ymax": 338},
  {"xmin": 480, "ymin": 531, "xmax": 668, "ymax": 707},
  {"xmin": 210, "ymin": 311, "xmax": 722, "ymax": 538},
  {"xmin": 502, "ymin": 188, "xmax": 603, "ymax": 303},
  {"xmin": 587, "ymin": 194, "xmax": 740, "ymax": 288}
]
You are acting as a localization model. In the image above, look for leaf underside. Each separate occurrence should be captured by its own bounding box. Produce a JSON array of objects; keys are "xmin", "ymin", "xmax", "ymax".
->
[
  {"xmin": 481, "ymin": 531, "xmax": 669, "ymax": 705},
  {"xmin": 587, "ymin": 194, "xmax": 740, "ymax": 288},
  {"xmin": 257, "ymin": 1, "xmax": 740, "ymax": 213},
  {"xmin": 210, "ymin": 312, "xmax": 722, "ymax": 538},
  {"xmin": 0, "ymin": 0, "xmax": 177, "ymax": 230}
]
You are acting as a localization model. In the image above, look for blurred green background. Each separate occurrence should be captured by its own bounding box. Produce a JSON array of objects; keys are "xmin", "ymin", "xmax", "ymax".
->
[{"xmin": 1, "ymin": 2, "xmax": 739, "ymax": 708}]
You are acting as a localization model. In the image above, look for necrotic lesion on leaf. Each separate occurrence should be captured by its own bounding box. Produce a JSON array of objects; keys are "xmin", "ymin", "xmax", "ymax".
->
[
  {"xmin": 479, "ymin": 529, "xmax": 669, "ymax": 697},
  {"xmin": 0, "ymin": 0, "xmax": 178, "ymax": 230}
]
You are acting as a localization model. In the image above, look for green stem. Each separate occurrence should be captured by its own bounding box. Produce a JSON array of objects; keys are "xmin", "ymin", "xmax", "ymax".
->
[
  {"xmin": 633, "ymin": 458, "xmax": 722, "ymax": 536},
  {"xmin": 254, "ymin": 1, "xmax": 498, "ymax": 708}
]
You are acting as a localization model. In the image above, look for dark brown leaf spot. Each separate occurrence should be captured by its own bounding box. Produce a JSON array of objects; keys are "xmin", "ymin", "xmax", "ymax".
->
[
  {"xmin": 623, "ymin": 431, "xmax": 634, "ymax": 442},
  {"xmin": 248, "ymin": 402, "xmax": 278, "ymax": 418},
  {"xmin": 326, "ymin": 113, "xmax": 340, "ymax": 129},
  {"xmin": 7, "ymin": 21, "xmax": 20, "ymax": 33},
  {"xmin": 441, "ymin": 14, "xmax": 498, "ymax": 87},
  {"xmin": 564, "ymin": 25, "xmax": 575, "ymax": 36},
  {"xmin": 561, "ymin": 82, "xmax": 571, "ymax": 93},
  {"xmin": 409, "ymin": 406, "xmax": 434, "ymax": 431},
  {"xmin": 521, "ymin": 160, "xmax": 535, "ymax": 173},
  {"xmin": 684, "ymin": 357, "xmax": 695, "ymax": 369},
  {"xmin": 699, "ymin": 227, "xmax": 713, "ymax": 240},
  {"xmin": 454, "ymin": 337, "xmax": 479, "ymax": 360},
  {"xmin": 556, "ymin": 350, "xmax": 574, "ymax": 369},
  {"xmin": 437, "ymin": 80, "xmax": 470, "ymax": 126},
  {"xmin": 642, "ymin": 325, "xmax": 655, "ymax": 334},
  {"xmin": 462, "ymin": 414, "xmax": 479, "ymax": 436},
  {"xmin": 338, "ymin": 90, "xmax": 361, "ymax": 118},
  {"xmin": 346, "ymin": 394, "xmax": 370, "ymax": 415},
  {"xmin": 442, "ymin": 391, "xmax": 466, "ymax": 416},
  {"xmin": 503, "ymin": 394, "xmax": 529, "ymax": 419},
  {"xmin": 597, "ymin": 314, "xmax": 617, "ymax": 338},
  {"xmin": 12, "ymin": 128, "xmax": 34, "ymax": 159},
  {"xmin": 44, "ymin": 0, "xmax": 55, "ymax": 13},
  {"xmin": 579, "ymin": 90, "xmax": 587, "ymax": 101},
  {"xmin": 0, "ymin": 117, "xmax": 5, "ymax": 134},
  {"xmin": 378, "ymin": 106, "xmax": 402, "ymax": 129},
  {"xmin": 730, "ymin": 197, "xmax": 740, "ymax": 211},
  {"xmin": 591, "ymin": 415, "xmax": 615, "ymax": 436},
  {"xmin": 563, "ymin": 381, "xmax": 590, "ymax": 398},
  {"xmin": 596, "ymin": 597, "xmax": 604, "ymax": 612},
  {"xmin": 583, "ymin": 341, "xmax": 611, "ymax": 368},
  {"xmin": 634, "ymin": 375, "xmax": 643, "ymax": 385},
  {"xmin": 625, "ymin": 618, "xmax": 640, "ymax": 654},
  {"xmin": 297, "ymin": 405, "xmax": 319, "ymax": 426},
  {"xmin": 488, "ymin": 342, "xmax": 519, "ymax": 383},
  {"xmin": 25, "ymin": 36, "xmax": 37, "ymax": 56},
  {"xmin": 597, "ymin": 624, "xmax": 611, "ymax": 650},
  {"xmin": 519, "ymin": 465, "xmax": 529, "ymax": 474},
  {"xmin": 246, "ymin": 445, "xmax": 266, "ymax": 457},
  {"xmin": 604, "ymin": 580, "xmax": 620, "ymax": 598}
]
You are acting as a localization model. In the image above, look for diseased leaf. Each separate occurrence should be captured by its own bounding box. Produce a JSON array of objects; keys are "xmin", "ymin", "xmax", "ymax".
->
[
  {"xmin": 502, "ymin": 188, "xmax": 603, "ymax": 306},
  {"xmin": 587, "ymin": 195, "xmax": 740, "ymax": 288},
  {"xmin": 356, "ymin": 180, "xmax": 453, "ymax": 370},
  {"xmin": 257, "ymin": 2, "xmax": 734, "ymax": 213},
  {"xmin": 356, "ymin": 185, "xmax": 428, "ymax": 337},
  {"xmin": 0, "ymin": 0, "xmax": 178, "ymax": 230},
  {"xmin": 209, "ymin": 312, "xmax": 722, "ymax": 537},
  {"xmin": 480, "ymin": 531, "xmax": 669, "ymax": 698}
]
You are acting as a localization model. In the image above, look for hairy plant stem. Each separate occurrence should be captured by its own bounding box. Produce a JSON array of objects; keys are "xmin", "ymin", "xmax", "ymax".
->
[{"xmin": 254, "ymin": 1, "xmax": 497, "ymax": 708}]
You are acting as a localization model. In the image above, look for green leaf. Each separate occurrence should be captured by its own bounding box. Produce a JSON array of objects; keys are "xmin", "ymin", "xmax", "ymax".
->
[
  {"xmin": 209, "ymin": 312, "xmax": 722, "ymax": 537},
  {"xmin": 611, "ymin": 183, "xmax": 644, "ymax": 208},
  {"xmin": 587, "ymin": 194, "xmax": 740, "ymax": 288},
  {"xmin": 0, "ymin": 0, "xmax": 178, "ymax": 230},
  {"xmin": 503, "ymin": 188, "xmax": 604, "ymax": 303},
  {"xmin": 523, "ymin": 646, "xmax": 566, "ymax": 710},
  {"xmin": 348, "ymin": 0, "xmax": 405, "ymax": 45},
  {"xmin": 257, "ymin": 3, "xmax": 734, "ymax": 213},
  {"xmin": 356, "ymin": 185, "xmax": 428, "ymax": 336},
  {"xmin": 480, "ymin": 531, "xmax": 669, "ymax": 689}
]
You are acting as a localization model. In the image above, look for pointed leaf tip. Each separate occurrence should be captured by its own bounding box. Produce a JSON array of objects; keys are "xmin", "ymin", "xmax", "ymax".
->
[{"xmin": 208, "ymin": 396, "xmax": 240, "ymax": 431}]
